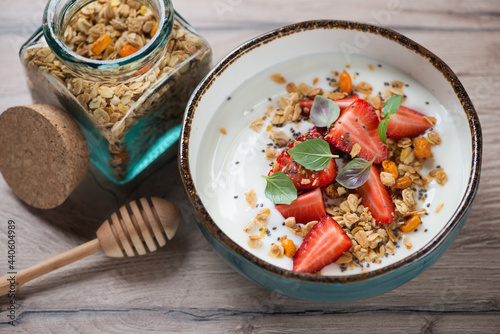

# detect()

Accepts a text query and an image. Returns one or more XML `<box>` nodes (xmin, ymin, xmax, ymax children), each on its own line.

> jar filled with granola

<box><xmin>20</xmin><ymin>0</ymin><xmax>212</xmax><ymax>183</ymax></box>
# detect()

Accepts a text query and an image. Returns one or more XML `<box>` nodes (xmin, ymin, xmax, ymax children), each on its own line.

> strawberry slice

<box><xmin>333</xmin><ymin>94</ymin><xmax>360</xmax><ymax>110</ymax></box>
<box><xmin>293</xmin><ymin>215</ymin><xmax>352</xmax><ymax>273</ymax></box>
<box><xmin>325</xmin><ymin>99</ymin><xmax>387</xmax><ymax>163</ymax></box>
<box><xmin>275</xmin><ymin>188</ymin><xmax>326</xmax><ymax>224</ymax></box>
<box><xmin>356</xmin><ymin>165</ymin><xmax>395</xmax><ymax>224</ymax></box>
<box><xmin>269</xmin><ymin>130</ymin><xmax>337</xmax><ymax>190</ymax></box>
<box><xmin>299</xmin><ymin>94</ymin><xmax>359</xmax><ymax>115</ymax></box>
<box><xmin>384</xmin><ymin>105</ymin><xmax>432</xmax><ymax>140</ymax></box>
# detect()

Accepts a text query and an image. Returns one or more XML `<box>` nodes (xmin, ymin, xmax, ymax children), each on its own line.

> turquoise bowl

<box><xmin>179</xmin><ymin>21</ymin><xmax>482</xmax><ymax>302</ymax></box>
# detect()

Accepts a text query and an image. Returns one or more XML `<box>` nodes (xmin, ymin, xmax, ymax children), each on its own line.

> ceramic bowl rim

<box><xmin>179</xmin><ymin>20</ymin><xmax>482</xmax><ymax>284</ymax></box>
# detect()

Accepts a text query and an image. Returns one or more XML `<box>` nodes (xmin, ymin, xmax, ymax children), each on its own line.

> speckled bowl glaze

<box><xmin>179</xmin><ymin>20</ymin><xmax>482</xmax><ymax>302</ymax></box>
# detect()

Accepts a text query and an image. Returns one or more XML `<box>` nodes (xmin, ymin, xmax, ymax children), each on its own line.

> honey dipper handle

<box><xmin>0</xmin><ymin>238</ymin><xmax>101</xmax><ymax>296</ymax></box>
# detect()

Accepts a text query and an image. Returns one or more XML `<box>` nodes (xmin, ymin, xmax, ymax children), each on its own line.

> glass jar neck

<box><xmin>43</xmin><ymin>0</ymin><xmax>173</xmax><ymax>82</ymax></box>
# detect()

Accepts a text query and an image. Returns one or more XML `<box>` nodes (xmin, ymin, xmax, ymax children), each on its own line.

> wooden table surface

<box><xmin>1</xmin><ymin>0</ymin><xmax>499</xmax><ymax>333</ymax></box>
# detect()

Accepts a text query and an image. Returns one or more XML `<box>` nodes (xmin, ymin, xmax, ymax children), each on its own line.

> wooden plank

<box><xmin>173</xmin><ymin>0</ymin><xmax>500</xmax><ymax>30</ymax></box>
<box><xmin>4</xmin><ymin>310</ymin><xmax>500</xmax><ymax>333</ymax></box>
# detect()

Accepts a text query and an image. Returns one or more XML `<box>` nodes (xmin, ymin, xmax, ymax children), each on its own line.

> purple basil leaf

<box><xmin>335</xmin><ymin>157</ymin><xmax>376</xmax><ymax>189</ymax></box>
<box><xmin>310</xmin><ymin>95</ymin><xmax>340</xmax><ymax>128</ymax></box>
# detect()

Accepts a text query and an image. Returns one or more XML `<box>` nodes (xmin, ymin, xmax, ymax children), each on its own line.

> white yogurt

<box><xmin>195</xmin><ymin>53</ymin><xmax>469</xmax><ymax>275</ymax></box>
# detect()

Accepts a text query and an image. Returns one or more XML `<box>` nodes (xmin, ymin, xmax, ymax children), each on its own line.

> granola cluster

<box><xmin>63</xmin><ymin>0</ymin><xmax>157</xmax><ymax>60</ymax></box>
<box><xmin>385</xmin><ymin>133</ymin><xmax>447</xmax><ymax>190</ymax></box>
<box><xmin>326</xmin><ymin>193</ymin><xmax>397</xmax><ymax>270</ymax></box>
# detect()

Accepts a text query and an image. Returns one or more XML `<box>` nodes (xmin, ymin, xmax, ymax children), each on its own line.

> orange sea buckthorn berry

<box><xmin>114</xmin><ymin>151</ymin><xmax>129</xmax><ymax>163</ymax></box>
<box><xmin>90</xmin><ymin>34</ymin><xmax>112</xmax><ymax>56</ymax></box>
<box><xmin>400</xmin><ymin>215</ymin><xmax>421</xmax><ymax>233</ymax></box>
<box><xmin>382</xmin><ymin>160</ymin><xmax>399</xmax><ymax>179</ymax></box>
<box><xmin>135</xmin><ymin>64</ymin><xmax>152</xmax><ymax>77</ymax></box>
<box><xmin>119</xmin><ymin>45</ymin><xmax>138</xmax><ymax>58</ymax></box>
<box><xmin>281</xmin><ymin>239</ymin><xmax>297</xmax><ymax>258</ymax></box>
<box><xmin>392</xmin><ymin>175</ymin><xmax>412</xmax><ymax>190</ymax></box>
<box><xmin>339</xmin><ymin>71</ymin><xmax>352</xmax><ymax>94</ymax></box>
<box><xmin>414</xmin><ymin>137</ymin><xmax>431</xmax><ymax>162</ymax></box>
<box><xmin>151</xmin><ymin>21</ymin><xmax>159</xmax><ymax>38</ymax></box>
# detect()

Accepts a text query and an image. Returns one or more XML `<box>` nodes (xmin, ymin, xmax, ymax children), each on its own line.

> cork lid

<box><xmin>0</xmin><ymin>105</ymin><xmax>89</xmax><ymax>209</ymax></box>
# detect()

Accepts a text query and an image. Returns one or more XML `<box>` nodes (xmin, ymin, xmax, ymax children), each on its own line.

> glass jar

<box><xmin>20</xmin><ymin>0</ymin><xmax>212</xmax><ymax>184</ymax></box>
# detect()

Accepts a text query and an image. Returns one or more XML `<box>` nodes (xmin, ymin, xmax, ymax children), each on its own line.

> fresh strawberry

<box><xmin>293</xmin><ymin>215</ymin><xmax>352</xmax><ymax>273</ymax></box>
<box><xmin>325</xmin><ymin>99</ymin><xmax>387</xmax><ymax>163</ymax></box>
<box><xmin>384</xmin><ymin>105</ymin><xmax>432</xmax><ymax>140</ymax></box>
<box><xmin>356</xmin><ymin>165</ymin><xmax>395</xmax><ymax>224</ymax></box>
<box><xmin>299</xmin><ymin>94</ymin><xmax>359</xmax><ymax>115</ymax></box>
<box><xmin>269</xmin><ymin>130</ymin><xmax>337</xmax><ymax>190</ymax></box>
<box><xmin>333</xmin><ymin>94</ymin><xmax>360</xmax><ymax>110</ymax></box>
<box><xmin>275</xmin><ymin>188</ymin><xmax>326</xmax><ymax>224</ymax></box>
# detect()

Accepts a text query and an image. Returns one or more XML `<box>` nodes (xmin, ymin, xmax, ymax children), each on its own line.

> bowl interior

<box><xmin>183</xmin><ymin>22</ymin><xmax>476</xmax><ymax>277</ymax></box>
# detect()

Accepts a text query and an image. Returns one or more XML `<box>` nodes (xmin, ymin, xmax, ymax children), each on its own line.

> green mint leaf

<box><xmin>335</xmin><ymin>156</ymin><xmax>376</xmax><ymax>189</ymax></box>
<box><xmin>310</xmin><ymin>95</ymin><xmax>340</xmax><ymax>128</ymax></box>
<box><xmin>381</xmin><ymin>94</ymin><xmax>402</xmax><ymax>118</ymax></box>
<box><xmin>262</xmin><ymin>172</ymin><xmax>297</xmax><ymax>205</ymax></box>
<box><xmin>378</xmin><ymin>94</ymin><xmax>402</xmax><ymax>143</ymax></box>
<box><xmin>378</xmin><ymin>118</ymin><xmax>389</xmax><ymax>144</ymax></box>
<box><xmin>287</xmin><ymin>138</ymin><xmax>338</xmax><ymax>171</ymax></box>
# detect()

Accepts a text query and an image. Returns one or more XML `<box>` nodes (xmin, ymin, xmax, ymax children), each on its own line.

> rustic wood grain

<box><xmin>1</xmin><ymin>0</ymin><xmax>499</xmax><ymax>332</ymax></box>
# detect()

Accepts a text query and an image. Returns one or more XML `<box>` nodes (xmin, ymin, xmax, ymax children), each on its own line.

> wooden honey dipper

<box><xmin>0</xmin><ymin>197</ymin><xmax>180</xmax><ymax>296</ymax></box>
